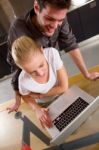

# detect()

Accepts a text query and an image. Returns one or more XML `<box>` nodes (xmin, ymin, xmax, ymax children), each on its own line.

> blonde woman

<box><xmin>10</xmin><ymin>36</ymin><xmax>68</xmax><ymax>128</ymax></box>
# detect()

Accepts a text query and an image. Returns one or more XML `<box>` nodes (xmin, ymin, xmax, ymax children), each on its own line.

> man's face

<box><xmin>35</xmin><ymin>4</ymin><xmax>68</xmax><ymax>36</ymax></box>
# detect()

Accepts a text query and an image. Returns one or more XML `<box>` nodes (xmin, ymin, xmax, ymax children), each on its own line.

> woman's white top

<box><xmin>19</xmin><ymin>47</ymin><xmax>63</xmax><ymax>102</ymax></box>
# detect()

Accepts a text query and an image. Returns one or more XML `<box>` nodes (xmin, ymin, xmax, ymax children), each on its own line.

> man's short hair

<box><xmin>36</xmin><ymin>0</ymin><xmax>71</xmax><ymax>11</ymax></box>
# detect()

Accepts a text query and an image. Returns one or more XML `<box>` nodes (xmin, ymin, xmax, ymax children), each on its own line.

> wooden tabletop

<box><xmin>0</xmin><ymin>65</ymin><xmax>99</xmax><ymax>150</ymax></box>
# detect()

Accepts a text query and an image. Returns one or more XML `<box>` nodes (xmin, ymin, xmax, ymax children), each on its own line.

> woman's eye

<box><xmin>39</xmin><ymin>64</ymin><xmax>44</xmax><ymax>68</ymax></box>
<box><xmin>31</xmin><ymin>72</ymin><xmax>35</xmax><ymax>75</ymax></box>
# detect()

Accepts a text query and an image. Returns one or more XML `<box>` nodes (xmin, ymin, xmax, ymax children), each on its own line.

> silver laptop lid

<box><xmin>48</xmin><ymin>85</ymin><xmax>94</xmax><ymax>120</ymax></box>
<box><xmin>46</xmin><ymin>86</ymin><xmax>99</xmax><ymax>145</ymax></box>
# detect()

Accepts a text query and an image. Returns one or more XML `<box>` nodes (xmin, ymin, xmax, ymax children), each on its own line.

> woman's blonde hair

<box><xmin>12</xmin><ymin>36</ymin><xmax>42</xmax><ymax>65</ymax></box>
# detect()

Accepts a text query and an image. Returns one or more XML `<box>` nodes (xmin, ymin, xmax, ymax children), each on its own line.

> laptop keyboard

<box><xmin>53</xmin><ymin>97</ymin><xmax>89</xmax><ymax>132</ymax></box>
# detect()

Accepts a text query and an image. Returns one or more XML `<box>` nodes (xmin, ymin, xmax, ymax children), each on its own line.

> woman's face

<box><xmin>20</xmin><ymin>52</ymin><xmax>48</xmax><ymax>80</ymax></box>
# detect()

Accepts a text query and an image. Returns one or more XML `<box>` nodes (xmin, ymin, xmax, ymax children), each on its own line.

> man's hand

<box><xmin>7</xmin><ymin>91</ymin><xmax>21</xmax><ymax>113</ymax></box>
<box><xmin>69</xmin><ymin>48</ymin><xmax>99</xmax><ymax>81</ymax></box>
<box><xmin>86</xmin><ymin>72</ymin><xmax>99</xmax><ymax>80</ymax></box>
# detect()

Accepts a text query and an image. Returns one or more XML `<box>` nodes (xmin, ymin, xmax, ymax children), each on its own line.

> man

<box><xmin>7</xmin><ymin>0</ymin><xmax>99</xmax><ymax>118</ymax></box>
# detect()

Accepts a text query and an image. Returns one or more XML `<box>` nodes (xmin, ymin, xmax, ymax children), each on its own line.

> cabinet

<box><xmin>0</xmin><ymin>41</ymin><xmax>11</xmax><ymax>78</ymax></box>
<box><xmin>67</xmin><ymin>9</ymin><xmax>84</xmax><ymax>42</ymax></box>
<box><xmin>67</xmin><ymin>0</ymin><xmax>99</xmax><ymax>42</ymax></box>
<box><xmin>0</xmin><ymin>24</ymin><xmax>11</xmax><ymax>78</ymax></box>
<box><xmin>9</xmin><ymin>0</ymin><xmax>33</xmax><ymax>17</ymax></box>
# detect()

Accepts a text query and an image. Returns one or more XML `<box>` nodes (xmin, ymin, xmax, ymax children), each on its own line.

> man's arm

<box><xmin>69</xmin><ymin>48</ymin><xmax>99</xmax><ymax>80</ymax></box>
<box><xmin>58</xmin><ymin>18</ymin><xmax>99</xmax><ymax>80</ymax></box>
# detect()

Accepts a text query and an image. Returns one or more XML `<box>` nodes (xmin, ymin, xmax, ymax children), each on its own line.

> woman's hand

<box><xmin>7</xmin><ymin>91</ymin><xmax>21</xmax><ymax>113</ymax></box>
<box><xmin>35</xmin><ymin>106</ymin><xmax>52</xmax><ymax>128</ymax></box>
<box><xmin>7</xmin><ymin>102</ymin><xmax>20</xmax><ymax>113</ymax></box>
<box><xmin>21</xmin><ymin>94</ymin><xmax>52</xmax><ymax>128</ymax></box>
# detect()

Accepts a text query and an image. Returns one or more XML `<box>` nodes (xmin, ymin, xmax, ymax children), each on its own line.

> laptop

<box><xmin>46</xmin><ymin>85</ymin><xmax>99</xmax><ymax>145</ymax></box>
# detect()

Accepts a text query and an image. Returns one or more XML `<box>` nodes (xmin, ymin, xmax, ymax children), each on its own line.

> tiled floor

<box><xmin>0</xmin><ymin>35</ymin><xmax>99</xmax><ymax>104</ymax></box>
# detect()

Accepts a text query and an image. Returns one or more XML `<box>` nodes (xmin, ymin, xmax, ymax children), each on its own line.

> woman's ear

<box><xmin>34</xmin><ymin>0</ymin><xmax>40</xmax><ymax>15</ymax></box>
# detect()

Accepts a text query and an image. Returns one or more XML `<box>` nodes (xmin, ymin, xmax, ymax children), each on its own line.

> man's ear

<box><xmin>34</xmin><ymin>0</ymin><xmax>40</xmax><ymax>14</ymax></box>
<box><xmin>40</xmin><ymin>46</ymin><xmax>44</xmax><ymax>52</ymax></box>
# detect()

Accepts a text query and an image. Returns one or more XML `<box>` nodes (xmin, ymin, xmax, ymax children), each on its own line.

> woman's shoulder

<box><xmin>44</xmin><ymin>47</ymin><xmax>59</xmax><ymax>56</ymax></box>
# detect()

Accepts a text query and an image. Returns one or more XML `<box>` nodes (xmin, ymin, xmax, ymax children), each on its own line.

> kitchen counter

<box><xmin>69</xmin><ymin>0</ymin><xmax>95</xmax><ymax>12</ymax></box>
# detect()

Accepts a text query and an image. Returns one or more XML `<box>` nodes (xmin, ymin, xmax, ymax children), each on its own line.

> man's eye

<box><xmin>48</xmin><ymin>18</ymin><xmax>54</xmax><ymax>21</ymax></box>
<box><xmin>45</xmin><ymin>17</ymin><xmax>54</xmax><ymax>22</ymax></box>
